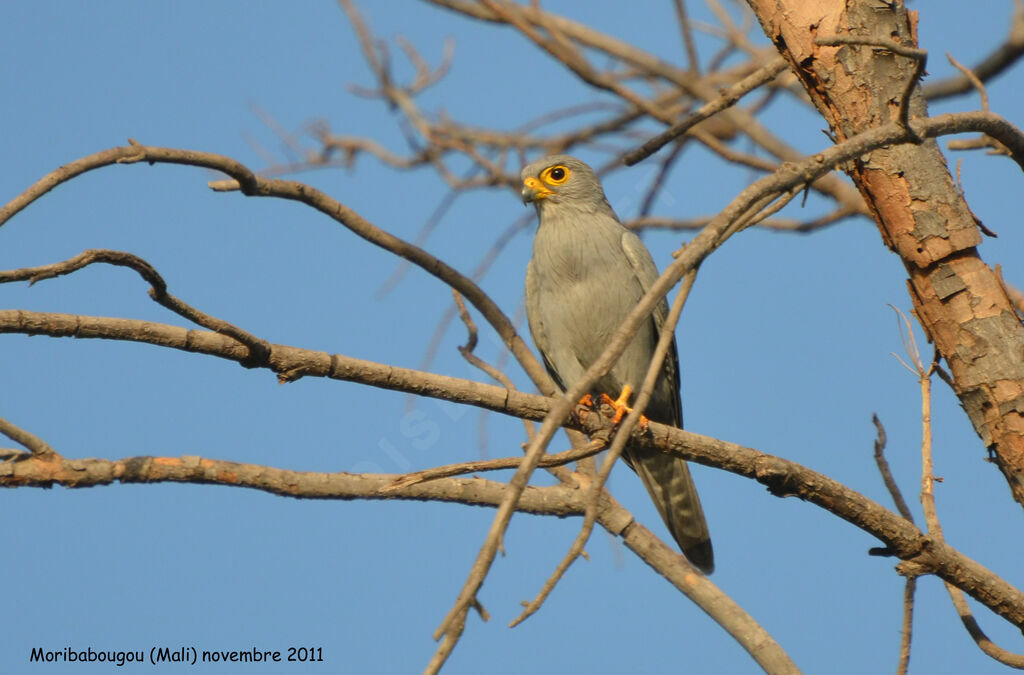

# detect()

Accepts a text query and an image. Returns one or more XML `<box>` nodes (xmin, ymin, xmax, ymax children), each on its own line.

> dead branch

<box><xmin>2</xmin><ymin>309</ymin><xmax>1024</xmax><ymax>632</ymax></box>
<box><xmin>923</xmin><ymin>1</ymin><xmax>1024</xmax><ymax>101</ymax></box>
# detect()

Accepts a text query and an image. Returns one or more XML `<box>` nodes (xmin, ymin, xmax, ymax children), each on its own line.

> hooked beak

<box><xmin>521</xmin><ymin>176</ymin><xmax>554</xmax><ymax>204</ymax></box>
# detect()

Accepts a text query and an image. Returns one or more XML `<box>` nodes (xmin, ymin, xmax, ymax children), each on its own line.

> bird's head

<box><xmin>520</xmin><ymin>155</ymin><xmax>611</xmax><ymax>214</ymax></box>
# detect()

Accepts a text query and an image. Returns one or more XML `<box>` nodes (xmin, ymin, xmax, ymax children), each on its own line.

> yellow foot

<box><xmin>573</xmin><ymin>393</ymin><xmax>596</xmax><ymax>423</ymax></box>
<box><xmin>599</xmin><ymin>385</ymin><xmax>650</xmax><ymax>431</ymax></box>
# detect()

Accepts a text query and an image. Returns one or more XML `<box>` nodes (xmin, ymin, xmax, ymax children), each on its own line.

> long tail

<box><xmin>627</xmin><ymin>446</ymin><xmax>714</xmax><ymax>574</ymax></box>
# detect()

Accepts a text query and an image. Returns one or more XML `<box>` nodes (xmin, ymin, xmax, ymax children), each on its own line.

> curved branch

<box><xmin>0</xmin><ymin>416</ymin><xmax>55</xmax><ymax>458</ymax></box>
<box><xmin>0</xmin><ymin>141</ymin><xmax>556</xmax><ymax>396</ymax></box>
<box><xmin>1</xmin><ymin>447</ymin><xmax>797</xmax><ymax>674</ymax></box>
<box><xmin>4</xmin><ymin>112</ymin><xmax>1024</xmax><ymax>650</ymax></box>
<box><xmin>2</xmin><ymin>309</ymin><xmax>1023</xmax><ymax>630</ymax></box>
<box><xmin>923</xmin><ymin>3</ymin><xmax>1024</xmax><ymax>101</ymax></box>
<box><xmin>422</xmin><ymin>0</ymin><xmax>868</xmax><ymax>214</ymax></box>
<box><xmin>624</xmin><ymin>55</ymin><xmax>788</xmax><ymax>165</ymax></box>
<box><xmin>0</xmin><ymin>249</ymin><xmax>272</xmax><ymax>366</ymax></box>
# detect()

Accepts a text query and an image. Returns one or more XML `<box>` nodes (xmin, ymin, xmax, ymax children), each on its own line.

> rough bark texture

<box><xmin>746</xmin><ymin>0</ymin><xmax>1024</xmax><ymax>505</ymax></box>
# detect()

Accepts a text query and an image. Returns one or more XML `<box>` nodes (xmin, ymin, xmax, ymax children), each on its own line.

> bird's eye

<box><xmin>544</xmin><ymin>165</ymin><xmax>570</xmax><ymax>184</ymax></box>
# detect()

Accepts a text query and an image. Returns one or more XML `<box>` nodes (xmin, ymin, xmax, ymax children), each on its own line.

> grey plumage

<box><xmin>521</xmin><ymin>154</ymin><xmax>713</xmax><ymax>573</ymax></box>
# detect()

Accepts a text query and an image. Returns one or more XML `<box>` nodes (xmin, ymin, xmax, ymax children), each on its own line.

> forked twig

<box><xmin>0</xmin><ymin>417</ymin><xmax>56</xmax><ymax>458</ymax></box>
<box><xmin>0</xmin><ymin>249</ymin><xmax>272</xmax><ymax>367</ymax></box>
<box><xmin>891</xmin><ymin>307</ymin><xmax>1024</xmax><ymax>669</ymax></box>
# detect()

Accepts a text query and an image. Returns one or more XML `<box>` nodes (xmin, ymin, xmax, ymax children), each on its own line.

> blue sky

<box><xmin>3</xmin><ymin>2</ymin><xmax>1023</xmax><ymax>673</ymax></box>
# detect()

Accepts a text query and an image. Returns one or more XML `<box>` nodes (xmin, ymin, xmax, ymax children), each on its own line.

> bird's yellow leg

<box><xmin>572</xmin><ymin>393</ymin><xmax>596</xmax><ymax>423</ymax></box>
<box><xmin>598</xmin><ymin>385</ymin><xmax>650</xmax><ymax>431</ymax></box>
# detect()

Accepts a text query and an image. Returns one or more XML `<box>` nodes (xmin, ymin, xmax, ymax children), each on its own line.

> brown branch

<box><xmin>423</xmin><ymin>0</ymin><xmax>868</xmax><ymax>214</ymax></box>
<box><xmin>941</xmin><ymin>54</ymin><xmax>1015</xmax><ymax>162</ymax></box>
<box><xmin>0</xmin><ymin>141</ymin><xmax>556</xmax><ymax>396</ymax></box>
<box><xmin>5</xmin><ymin>111</ymin><xmax>1024</xmax><ymax>638</ymax></box>
<box><xmin>871</xmin><ymin>412</ymin><xmax>918</xmax><ymax>672</ymax></box>
<box><xmin>625</xmin><ymin>55</ymin><xmax>789</xmax><ymax>165</ymax></box>
<box><xmin>376</xmin><ymin>186</ymin><xmax>467</xmax><ymax>298</ymax></box>
<box><xmin>946</xmin><ymin>54</ymin><xmax>990</xmax><ymax>112</ymax></box>
<box><xmin>414</xmin><ymin>210</ymin><xmax>534</xmax><ymax>382</ymax></box>
<box><xmin>0</xmin><ymin>440</ymin><xmax>797</xmax><ymax>673</ymax></box>
<box><xmin>0</xmin><ymin>416</ymin><xmax>56</xmax><ymax>458</ymax></box>
<box><xmin>689</xmin><ymin>129</ymin><xmax>780</xmax><ymax>173</ymax></box>
<box><xmin>899</xmin><ymin>578</ymin><xmax>917</xmax><ymax>675</ymax></box>
<box><xmin>3</xmin><ymin>310</ymin><xmax>1024</xmax><ymax>630</ymax></box>
<box><xmin>0</xmin><ymin>310</ymin><xmax>552</xmax><ymax>419</ymax></box>
<box><xmin>672</xmin><ymin>0</ymin><xmax>701</xmax><ymax>75</ymax></box>
<box><xmin>451</xmin><ymin>289</ymin><xmax>545</xmax><ymax>471</ymax></box>
<box><xmin>996</xmin><ymin>265</ymin><xmax>1024</xmax><ymax>317</ymax></box>
<box><xmin>748</xmin><ymin>0</ymin><xmax>1024</xmax><ymax>509</ymax></box>
<box><xmin>627</xmin><ymin>206</ymin><xmax>858</xmax><ymax>233</ymax></box>
<box><xmin>382</xmin><ymin>439</ymin><xmax>604</xmax><ymax>492</ymax></box>
<box><xmin>944</xmin><ymin>587</ymin><xmax>1024</xmax><ymax>669</ymax></box>
<box><xmin>452</xmin><ymin>289</ymin><xmax>515</xmax><ymax>391</ymax></box>
<box><xmin>891</xmin><ymin>309</ymin><xmax>1024</xmax><ymax>669</ymax></box>
<box><xmin>923</xmin><ymin>2</ymin><xmax>1024</xmax><ymax>101</ymax></box>
<box><xmin>380</xmin><ymin>438</ymin><xmax>602</xmax><ymax>491</ymax></box>
<box><xmin>0</xmin><ymin>249</ymin><xmax>272</xmax><ymax>366</ymax></box>
<box><xmin>872</xmin><ymin>414</ymin><xmax>914</xmax><ymax>522</ymax></box>
<box><xmin>612</xmin><ymin>518</ymin><xmax>798</xmax><ymax>675</ymax></box>
<box><xmin>636</xmin><ymin>140</ymin><xmax>687</xmax><ymax>218</ymax></box>
<box><xmin>0</xmin><ymin>140</ymin><xmax>259</xmax><ymax>225</ymax></box>
<box><xmin>0</xmin><ymin>451</ymin><xmax>590</xmax><ymax>508</ymax></box>
<box><xmin>478</xmin><ymin>0</ymin><xmax>672</xmax><ymax>127</ymax></box>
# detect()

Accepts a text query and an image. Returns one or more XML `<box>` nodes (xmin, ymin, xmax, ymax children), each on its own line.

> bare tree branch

<box><xmin>0</xmin><ymin>141</ymin><xmax>556</xmax><ymax>396</ymax></box>
<box><xmin>923</xmin><ymin>2</ymin><xmax>1024</xmax><ymax>100</ymax></box>
<box><xmin>624</xmin><ymin>55</ymin><xmax>788</xmax><ymax>165</ymax></box>
<box><xmin>746</xmin><ymin>0</ymin><xmax>1024</xmax><ymax>507</ymax></box>
<box><xmin>2</xmin><ymin>309</ymin><xmax>1024</xmax><ymax>632</ymax></box>
<box><xmin>0</xmin><ymin>416</ymin><xmax>55</xmax><ymax>458</ymax></box>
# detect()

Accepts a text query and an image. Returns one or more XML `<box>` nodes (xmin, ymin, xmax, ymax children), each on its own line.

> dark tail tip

<box><xmin>684</xmin><ymin>539</ymin><xmax>714</xmax><ymax>575</ymax></box>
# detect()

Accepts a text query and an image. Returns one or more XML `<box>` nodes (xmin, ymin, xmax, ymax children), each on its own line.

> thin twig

<box><xmin>672</xmin><ymin>0</ymin><xmax>701</xmax><ymax>75</ymax></box>
<box><xmin>995</xmin><ymin>264</ymin><xmax>1024</xmax><ymax>318</ymax></box>
<box><xmin>376</xmin><ymin>187</ymin><xmax>466</xmax><ymax>298</ymax></box>
<box><xmin>924</xmin><ymin>1</ymin><xmax>1024</xmax><ymax>100</ymax></box>
<box><xmin>636</xmin><ymin>140</ymin><xmax>687</xmax><ymax>218</ymax></box>
<box><xmin>4</xmin><ymin>310</ymin><xmax>1024</xmax><ymax>632</ymax></box>
<box><xmin>894</xmin><ymin>308</ymin><xmax>1024</xmax><ymax>669</ymax></box>
<box><xmin>0</xmin><ymin>250</ymin><xmax>273</xmax><ymax>367</ymax></box>
<box><xmin>946</xmin><ymin>53</ymin><xmax>989</xmax><ymax>112</ymax></box>
<box><xmin>424</xmin><ymin>0</ymin><xmax>868</xmax><ymax>212</ymax></box>
<box><xmin>452</xmin><ymin>289</ymin><xmax>541</xmax><ymax>457</ymax></box>
<box><xmin>625</xmin><ymin>56</ymin><xmax>788</xmax><ymax>165</ymax></box>
<box><xmin>872</xmin><ymin>411</ymin><xmax>918</xmax><ymax>673</ymax></box>
<box><xmin>381</xmin><ymin>439</ymin><xmax>605</xmax><ymax>492</ymax></box>
<box><xmin>627</xmin><ymin>206</ymin><xmax>858</xmax><ymax>233</ymax></box>
<box><xmin>0</xmin><ymin>416</ymin><xmax>56</xmax><ymax>458</ymax></box>
<box><xmin>7</xmin><ymin>114</ymin><xmax>1024</xmax><ymax>666</ymax></box>
<box><xmin>898</xmin><ymin>577</ymin><xmax>917</xmax><ymax>675</ymax></box>
<box><xmin>872</xmin><ymin>414</ymin><xmax>914</xmax><ymax>522</ymax></box>
<box><xmin>413</xmin><ymin>211</ymin><xmax>536</xmax><ymax>385</ymax></box>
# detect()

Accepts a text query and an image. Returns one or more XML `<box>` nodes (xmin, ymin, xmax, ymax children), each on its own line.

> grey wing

<box><xmin>525</xmin><ymin>259</ymin><xmax>566</xmax><ymax>392</ymax></box>
<box><xmin>619</xmin><ymin>230</ymin><xmax>712</xmax><ymax>572</ymax></box>
<box><xmin>619</xmin><ymin>231</ymin><xmax>683</xmax><ymax>428</ymax></box>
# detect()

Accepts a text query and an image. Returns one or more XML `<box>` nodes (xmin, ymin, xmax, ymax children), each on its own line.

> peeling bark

<box><xmin>746</xmin><ymin>0</ymin><xmax>1024</xmax><ymax>505</ymax></box>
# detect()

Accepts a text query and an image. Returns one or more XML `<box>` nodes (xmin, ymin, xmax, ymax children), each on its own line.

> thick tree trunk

<box><xmin>745</xmin><ymin>1</ymin><xmax>1024</xmax><ymax>504</ymax></box>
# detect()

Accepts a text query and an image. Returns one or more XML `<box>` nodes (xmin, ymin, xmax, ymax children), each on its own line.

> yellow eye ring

<box><xmin>542</xmin><ymin>165</ymin><xmax>571</xmax><ymax>185</ymax></box>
